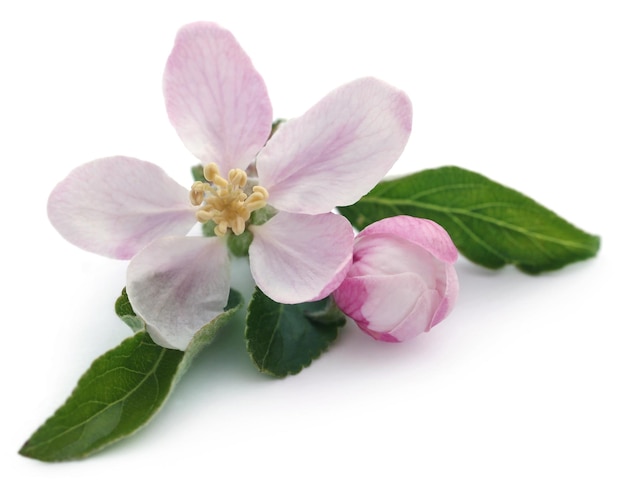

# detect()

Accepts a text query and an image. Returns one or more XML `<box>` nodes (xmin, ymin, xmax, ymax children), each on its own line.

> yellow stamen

<box><xmin>192</xmin><ymin>162</ymin><xmax>269</xmax><ymax>237</ymax></box>
<box><xmin>189</xmin><ymin>181</ymin><xmax>206</xmax><ymax>206</ymax></box>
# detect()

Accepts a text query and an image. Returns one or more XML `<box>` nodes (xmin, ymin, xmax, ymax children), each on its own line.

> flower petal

<box><xmin>358</xmin><ymin>216</ymin><xmax>458</xmax><ymax>264</ymax></box>
<box><xmin>429</xmin><ymin>263</ymin><xmax>459</xmax><ymax>329</ymax></box>
<box><xmin>126</xmin><ymin>236</ymin><xmax>230</xmax><ymax>350</ymax></box>
<box><xmin>333</xmin><ymin>216</ymin><xmax>460</xmax><ymax>342</ymax></box>
<box><xmin>351</xmin><ymin>224</ymin><xmax>458</xmax><ymax>312</ymax></box>
<box><xmin>248</xmin><ymin>212</ymin><xmax>354</xmax><ymax>304</ymax></box>
<box><xmin>47</xmin><ymin>156</ymin><xmax>197</xmax><ymax>259</ymax></box>
<box><xmin>336</xmin><ymin>272</ymin><xmax>439</xmax><ymax>342</ymax></box>
<box><xmin>164</xmin><ymin>22</ymin><xmax>273</xmax><ymax>171</ymax></box>
<box><xmin>257</xmin><ymin>77</ymin><xmax>412</xmax><ymax>214</ymax></box>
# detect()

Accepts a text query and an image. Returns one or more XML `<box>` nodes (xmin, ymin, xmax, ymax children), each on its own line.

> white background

<box><xmin>2</xmin><ymin>1</ymin><xmax>624</xmax><ymax>478</ymax></box>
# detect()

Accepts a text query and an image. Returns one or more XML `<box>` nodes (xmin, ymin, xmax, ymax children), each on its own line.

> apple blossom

<box><xmin>47</xmin><ymin>22</ymin><xmax>412</xmax><ymax>350</ymax></box>
<box><xmin>333</xmin><ymin>216</ymin><xmax>459</xmax><ymax>342</ymax></box>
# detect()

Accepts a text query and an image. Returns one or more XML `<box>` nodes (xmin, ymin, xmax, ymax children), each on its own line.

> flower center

<box><xmin>190</xmin><ymin>163</ymin><xmax>269</xmax><ymax>236</ymax></box>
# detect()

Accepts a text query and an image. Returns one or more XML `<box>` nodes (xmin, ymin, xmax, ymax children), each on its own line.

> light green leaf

<box><xmin>19</xmin><ymin>289</ymin><xmax>243</xmax><ymax>462</ymax></box>
<box><xmin>183</xmin><ymin>289</ymin><xmax>244</xmax><ymax>368</ymax></box>
<box><xmin>339</xmin><ymin>166</ymin><xmax>600</xmax><ymax>273</ymax></box>
<box><xmin>245</xmin><ymin>288</ymin><xmax>345</xmax><ymax>377</ymax></box>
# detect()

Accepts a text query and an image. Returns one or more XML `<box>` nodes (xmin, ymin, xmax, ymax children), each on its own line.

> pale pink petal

<box><xmin>429</xmin><ymin>263</ymin><xmax>459</xmax><ymax>329</ymax></box>
<box><xmin>387</xmin><ymin>272</ymin><xmax>449</xmax><ymax>340</ymax></box>
<box><xmin>256</xmin><ymin>77</ymin><xmax>412</xmax><ymax>214</ymax></box>
<box><xmin>352</xmin><ymin>228</ymin><xmax>458</xmax><ymax>322</ymax></box>
<box><xmin>358</xmin><ymin>216</ymin><xmax>458</xmax><ymax>263</ymax></box>
<box><xmin>335</xmin><ymin>272</ymin><xmax>439</xmax><ymax>342</ymax></box>
<box><xmin>47</xmin><ymin>156</ymin><xmax>197</xmax><ymax>259</ymax></box>
<box><xmin>164</xmin><ymin>22</ymin><xmax>272</xmax><ymax>171</ymax></box>
<box><xmin>350</xmin><ymin>234</ymin><xmax>448</xmax><ymax>284</ymax></box>
<box><xmin>248</xmin><ymin>212</ymin><xmax>354</xmax><ymax>304</ymax></box>
<box><xmin>126</xmin><ymin>236</ymin><xmax>230</xmax><ymax>350</ymax></box>
<box><xmin>333</xmin><ymin>216</ymin><xmax>460</xmax><ymax>342</ymax></box>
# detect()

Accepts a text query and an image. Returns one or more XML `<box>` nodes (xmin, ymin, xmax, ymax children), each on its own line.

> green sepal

<box><xmin>191</xmin><ymin>164</ymin><xmax>205</xmax><ymax>183</ymax></box>
<box><xmin>269</xmin><ymin>118</ymin><xmax>286</xmax><ymax>139</ymax></box>
<box><xmin>227</xmin><ymin>230</ymin><xmax>253</xmax><ymax>257</ymax></box>
<box><xmin>245</xmin><ymin>288</ymin><xmax>345</xmax><ymax>378</ymax></box>
<box><xmin>339</xmin><ymin>166</ymin><xmax>600</xmax><ymax>273</ymax></box>
<box><xmin>249</xmin><ymin>205</ymin><xmax>277</xmax><ymax>226</ymax></box>
<box><xmin>20</xmin><ymin>289</ymin><xmax>244</xmax><ymax>462</ymax></box>
<box><xmin>201</xmin><ymin>220</ymin><xmax>218</xmax><ymax>237</ymax></box>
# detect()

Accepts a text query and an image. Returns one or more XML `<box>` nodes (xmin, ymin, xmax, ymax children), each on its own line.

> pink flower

<box><xmin>333</xmin><ymin>216</ymin><xmax>459</xmax><ymax>342</ymax></box>
<box><xmin>47</xmin><ymin>22</ymin><xmax>412</xmax><ymax>350</ymax></box>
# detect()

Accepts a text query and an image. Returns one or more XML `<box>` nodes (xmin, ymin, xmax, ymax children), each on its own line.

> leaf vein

<box><xmin>29</xmin><ymin>348</ymin><xmax>169</xmax><ymax>449</ymax></box>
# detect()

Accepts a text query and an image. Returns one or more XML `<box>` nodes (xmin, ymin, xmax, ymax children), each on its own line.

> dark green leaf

<box><xmin>20</xmin><ymin>289</ymin><xmax>243</xmax><ymax>462</ymax></box>
<box><xmin>19</xmin><ymin>332</ymin><xmax>183</xmax><ymax>462</ymax></box>
<box><xmin>339</xmin><ymin>166</ymin><xmax>600</xmax><ymax>273</ymax></box>
<box><xmin>245</xmin><ymin>288</ymin><xmax>345</xmax><ymax>377</ymax></box>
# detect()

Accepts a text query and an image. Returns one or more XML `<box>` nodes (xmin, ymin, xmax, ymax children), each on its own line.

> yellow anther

<box><xmin>228</xmin><ymin>168</ymin><xmax>247</xmax><ymax>188</ymax></box>
<box><xmin>215</xmin><ymin>221</ymin><xmax>229</xmax><ymax>236</ymax></box>
<box><xmin>203</xmin><ymin>163</ymin><xmax>220</xmax><ymax>183</ymax></box>
<box><xmin>196</xmin><ymin>209</ymin><xmax>213</xmax><ymax>223</ymax></box>
<box><xmin>232</xmin><ymin>216</ymin><xmax>246</xmax><ymax>236</ymax></box>
<box><xmin>244</xmin><ymin>186</ymin><xmax>270</xmax><ymax>211</ymax></box>
<box><xmin>191</xmin><ymin>163</ymin><xmax>269</xmax><ymax>236</ymax></box>
<box><xmin>252</xmin><ymin>185</ymin><xmax>269</xmax><ymax>197</ymax></box>
<box><xmin>189</xmin><ymin>181</ymin><xmax>206</xmax><ymax>206</ymax></box>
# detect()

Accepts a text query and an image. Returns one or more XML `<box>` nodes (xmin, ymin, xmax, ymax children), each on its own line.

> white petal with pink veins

<box><xmin>333</xmin><ymin>216</ymin><xmax>459</xmax><ymax>342</ymax></box>
<box><xmin>358</xmin><ymin>215</ymin><xmax>458</xmax><ymax>264</ymax></box>
<box><xmin>47</xmin><ymin>156</ymin><xmax>196</xmax><ymax>259</ymax></box>
<box><xmin>126</xmin><ymin>236</ymin><xmax>230</xmax><ymax>351</ymax></box>
<box><xmin>249</xmin><ymin>212</ymin><xmax>354</xmax><ymax>304</ymax></box>
<box><xmin>164</xmin><ymin>22</ymin><xmax>273</xmax><ymax>172</ymax></box>
<box><xmin>257</xmin><ymin>77</ymin><xmax>412</xmax><ymax>214</ymax></box>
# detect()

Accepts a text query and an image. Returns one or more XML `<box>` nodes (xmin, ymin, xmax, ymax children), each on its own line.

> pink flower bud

<box><xmin>333</xmin><ymin>216</ymin><xmax>459</xmax><ymax>342</ymax></box>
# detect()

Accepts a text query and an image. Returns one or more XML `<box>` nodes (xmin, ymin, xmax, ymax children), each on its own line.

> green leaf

<box><xmin>114</xmin><ymin>287</ymin><xmax>144</xmax><ymax>333</ymax></box>
<box><xmin>339</xmin><ymin>166</ymin><xmax>600</xmax><ymax>273</ymax></box>
<box><xmin>245</xmin><ymin>288</ymin><xmax>345</xmax><ymax>377</ymax></box>
<box><xmin>19</xmin><ymin>332</ymin><xmax>183</xmax><ymax>462</ymax></box>
<box><xmin>115</xmin><ymin>287</ymin><xmax>244</xmax><ymax>368</ymax></box>
<box><xmin>182</xmin><ymin>289</ymin><xmax>244</xmax><ymax>366</ymax></box>
<box><xmin>20</xmin><ymin>289</ymin><xmax>243</xmax><ymax>462</ymax></box>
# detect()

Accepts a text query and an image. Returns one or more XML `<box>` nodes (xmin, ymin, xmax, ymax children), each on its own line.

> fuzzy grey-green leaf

<box><xmin>339</xmin><ymin>166</ymin><xmax>600</xmax><ymax>273</ymax></box>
